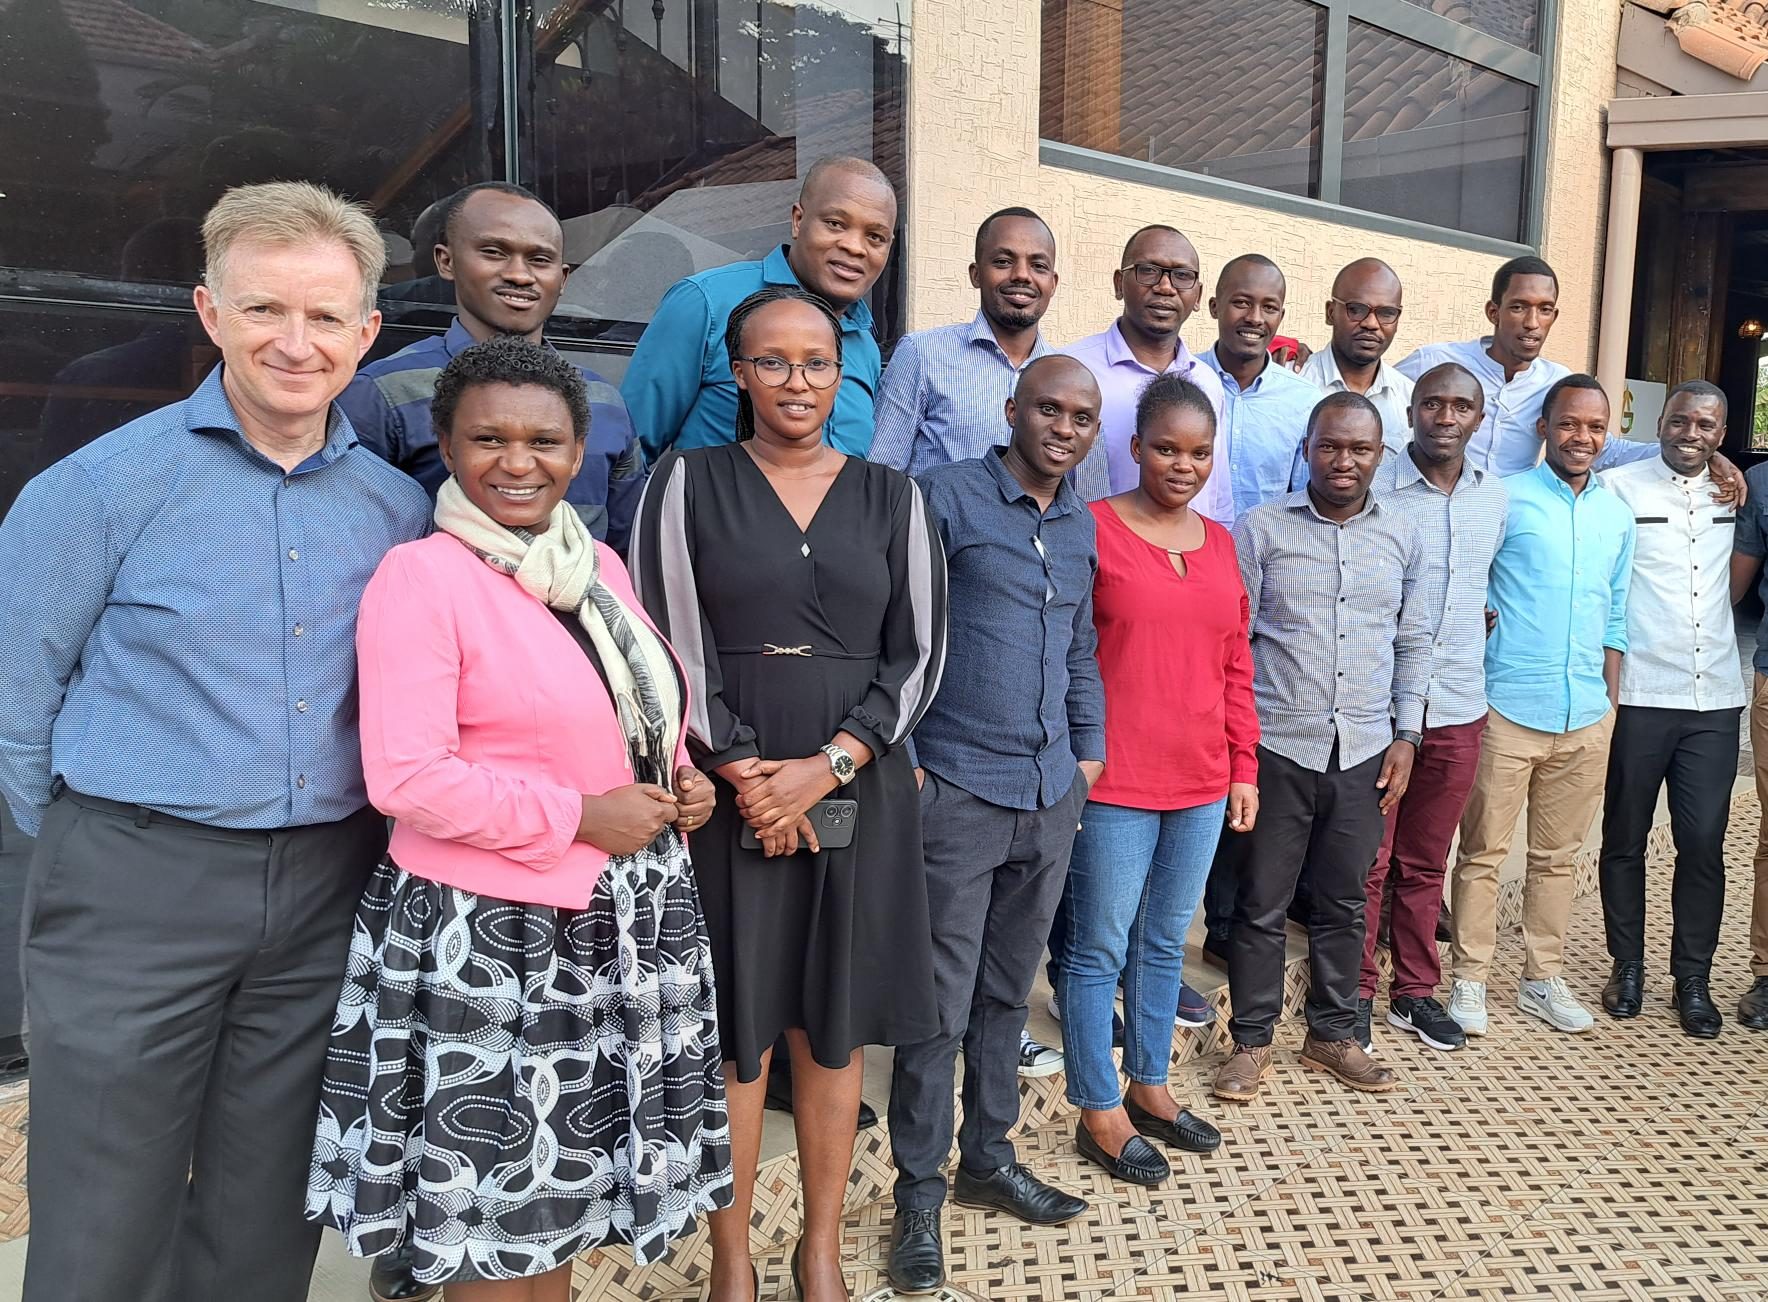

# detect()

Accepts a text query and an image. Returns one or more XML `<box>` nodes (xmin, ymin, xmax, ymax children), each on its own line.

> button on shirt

<box><xmin>1062</xmin><ymin>322</ymin><xmax>1230</xmax><ymax>521</ymax></box>
<box><xmin>337</xmin><ymin>318</ymin><xmax>644</xmax><ymax>549</ymax></box>
<box><xmin>1201</xmin><ymin>346</ymin><xmax>1323</xmax><ymax>518</ymax></box>
<box><xmin>1396</xmin><ymin>338</ymin><xmax>1657</xmax><ymax>477</ymax></box>
<box><xmin>1300</xmin><ymin>348</ymin><xmax>1413</xmax><ymax>454</ymax></box>
<box><xmin>1233</xmin><ymin>491</ymin><xmax>1432</xmax><ymax>772</ymax></box>
<box><xmin>1485</xmin><ymin>461</ymin><xmax>1635</xmax><ymax>734</ymax></box>
<box><xmin>1371</xmin><ymin>451</ymin><xmax>1509</xmax><ymax>727</ymax></box>
<box><xmin>0</xmin><ymin>366</ymin><xmax>432</xmax><ymax>834</ymax></box>
<box><xmin>913</xmin><ymin>449</ymin><xmax>1106</xmax><ymax>810</ymax></box>
<box><xmin>869</xmin><ymin>312</ymin><xmax>1049</xmax><ymax>475</ymax></box>
<box><xmin>1733</xmin><ymin>461</ymin><xmax>1768</xmax><ymax>675</ymax></box>
<box><xmin>621</xmin><ymin>244</ymin><xmax>881</xmax><ymax>461</ymax></box>
<box><xmin>1599</xmin><ymin>457</ymin><xmax>1744</xmax><ymax>712</ymax></box>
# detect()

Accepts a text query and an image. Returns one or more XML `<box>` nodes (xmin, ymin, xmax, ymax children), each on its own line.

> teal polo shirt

<box><xmin>620</xmin><ymin>244</ymin><xmax>881</xmax><ymax>461</ymax></box>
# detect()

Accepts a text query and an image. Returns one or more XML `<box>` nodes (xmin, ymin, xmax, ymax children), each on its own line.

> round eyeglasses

<box><xmin>736</xmin><ymin>355</ymin><xmax>842</xmax><ymax>389</ymax></box>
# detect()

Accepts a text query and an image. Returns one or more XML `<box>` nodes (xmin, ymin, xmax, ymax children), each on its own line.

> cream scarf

<box><xmin>435</xmin><ymin>478</ymin><xmax>682</xmax><ymax>783</ymax></box>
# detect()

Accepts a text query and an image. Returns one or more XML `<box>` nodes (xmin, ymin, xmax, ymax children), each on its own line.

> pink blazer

<box><xmin>356</xmin><ymin>532</ymin><xmax>693</xmax><ymax>909</ymax></box>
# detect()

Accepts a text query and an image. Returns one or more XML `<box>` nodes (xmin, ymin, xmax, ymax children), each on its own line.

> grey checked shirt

<box><xmin>1233</xmin><ymin>490</ymin><xmax>1433</xmax><ymax>772</ymax></box>
<box><xmin>1371</xmin><ymin>451</ymin><xmax>1509</xmax><ymax>728</ymax></box>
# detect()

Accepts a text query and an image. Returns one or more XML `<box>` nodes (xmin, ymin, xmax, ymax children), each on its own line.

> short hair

<box><xmin>1121</xmin><ymin>224</ymin><xmax>1182</xmax><ymax>264</ymax></box>
<box><xmin>431</xmin><ymin>335</ymin><xmax>590</xmax><ymax>443</ymax></box>
<box><xmin>1667</xmin><ymin>378</ymin><xmax>1728</xmax><ymax>419</ymax></box>
<box><xmin>408</xmin><ymin>197</ymin><xmax>450</xmax><ymax>277</ymax></box>
<box><xmin>723</xmin><ymin>286</ymin><xmax>845</xmax><ymax>442</ymax></box>
<box><xmin>1307</xmin><ymin>390</ymin><xmax>1382</xmax><ymax>440</ymax></box>
<box><xmin>1216</xmin><ymin>252</ymin><xmax>1284</xmax><ymax>295</ymax></box>
<box><xmin>201</xmin><ymin>181</ymin><xmax>385</xmax><ymax>317</ymax></box>
<box><xmin>1539</xmin><ymin>372</ymin><xmax>1606</xmax><ymax>426</ymax></box>
<box><xmin>975</xmin><ymin>206</ymin><xmax>1051</xmax><ymax>259</ymax></box>
<box><xmin>1413</xmin><ymin>361</ymin><xmax>1484</xmax><ymax>408</ymax></box>
<box><xmin>1136</xmin><ymin>373</ymin><xmax>1217</xmax><ymax>438</ymax></box>
<box><xmin>1491</xmin><ymin>255</ymin><xmax>1557</xmax><ymax>304</ymax></box>
<box><xmin>437</xmin><ymin>182</ymin><xmax>551</xmax><ymax>245</ymax></box>
<box><xmin>798</xmin><ymin>155</ymin><xmax>894</xmax><ymax>205</ymax></box>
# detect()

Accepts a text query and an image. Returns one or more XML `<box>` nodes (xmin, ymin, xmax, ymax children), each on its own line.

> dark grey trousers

<box><xmin>21</xmin><ymin>789</ymin><xmax>384</xmax><ymax>1302</ymax></box>
<box><xmin>889</xmin><ymin>768</ymin><xmax>1084</xmax><ymax>1212</ymax></box>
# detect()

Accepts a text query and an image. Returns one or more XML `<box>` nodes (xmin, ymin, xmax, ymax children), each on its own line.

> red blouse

<box><xmin>1087</xmin><ymin>500</ymin><xmax>1259</xmax><ymax>810</ymax></box>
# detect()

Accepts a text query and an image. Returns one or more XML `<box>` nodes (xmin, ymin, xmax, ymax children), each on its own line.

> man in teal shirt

<box><xmin>621</xmin><ymin>156</ymin><xmax>896</xmax><ymax>460</ymax></box>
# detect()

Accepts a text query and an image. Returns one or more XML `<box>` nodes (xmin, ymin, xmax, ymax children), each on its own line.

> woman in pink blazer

<box><xmin>306</xmin><ymin>338</ymin><xmax>733</xmax><ymax>1301</ymax></box>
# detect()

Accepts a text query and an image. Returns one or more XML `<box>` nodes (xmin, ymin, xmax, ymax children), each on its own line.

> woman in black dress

<box><xmin>630</xmin><ymin>286</ymin><xmax>946</xmax><ymax>1302</ymax></box>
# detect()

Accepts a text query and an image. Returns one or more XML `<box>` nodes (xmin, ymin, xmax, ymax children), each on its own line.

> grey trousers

<box><xmin>21</xmin><ymin>788</ymin><xmax>384</xmax><ymax>1302</ymax></box>
<box><xmin>889</xmin><ymin>768</ymin><xmax>1084</xmax><ymax>1212</ymax></box>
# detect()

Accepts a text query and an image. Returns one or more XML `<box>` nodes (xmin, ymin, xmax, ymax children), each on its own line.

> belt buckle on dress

<box><xmin>762</xmin><ymin>643</ymin><xmax>812</xmax><ymax>656</ymax></box>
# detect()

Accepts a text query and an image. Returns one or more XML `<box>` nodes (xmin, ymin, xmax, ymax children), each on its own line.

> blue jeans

<box><xmin>1057</xmin><ymin>797</ymin><xmax>1226</xmax><ymax>1110</ymax></box>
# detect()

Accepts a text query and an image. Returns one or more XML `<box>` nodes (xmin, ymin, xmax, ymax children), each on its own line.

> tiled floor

<box><xmin>0</xmin><ymin>803</ymin><xmax>1764</xmax><ymax>1302</ymax></box>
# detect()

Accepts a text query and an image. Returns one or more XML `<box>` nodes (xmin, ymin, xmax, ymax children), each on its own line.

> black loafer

<box><xmin>886</xmin><ymin>1208</ymin><xmax>945</xmax><ymax>1295</ymax></box>
<box><xmin>1673</xmin><ymin>974</ymin><xmax>1723</xmax><ymax>1038</ymax></box>
<box><xmin>369</xmin><ymin>1245</ymin><xmax>442</xmax><ymax>1302</ymax></box>
<box><xmin>1125</xmin><ymin>1098</ymin><xmax>1222</xmax><ymax>1153</ymax></box>
<box><xmin>1740</xmin><ymin>976</ymin><xmax>1768</xmax><ymax>1031</ymax></box>
<box><xmin>952</xmin><ymin>1162</ymin><xmax>1086</xmax><ymax>1225</ymax></box>
<box><xmin>1603</xmin><ymin>959</ymin><xmax>1645</xmax><ymax>1019</ymax></box>
<box><xmin>1075</xmin><ymin>1122</ymin><xmax>1168</xmax><ymax>1186</ymax></box>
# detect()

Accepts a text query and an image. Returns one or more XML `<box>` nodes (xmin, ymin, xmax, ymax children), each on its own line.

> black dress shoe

<box><xmin>952</xmin><ymin>1162</ymin><xmax>1086</xmax><ymax>1225</ymax></box>
<box><xmin>1602</xmin><ymin>959</ymin><xmax>1645</xmax><ymax>1018</ymax></box>
<box><xmin>369</xmin><ymin>1244</ymin><xmax>441</xmax><ymax>1302</ymax></box>
<box><xmin>1075</xmin><ymin>1122</ymin><xmax>1169</xmax><ymax>1186</ymax></box>
<box><xmin>1125</xmin><ymin>1098</ymin><xmax>1222</xmax><ymax>1153</ymax></box>
<box><xmin>1435</xmin><ymin>905</ymin><xmax>1453</xmax><ymax>944</ymax></box>
<box><xmin>1740</xmin><ymin>976</ymin><xmax>1768</xmax><ymax>1031</ymax></box>
<box><xmin>858</xmin><ymin>1100</ymin><xmax>879</xmax><ymax>1130</ymax></box>
<box><xmin>1200</xmin><ymin>932</ymin><xmax>1232</xmax><ymax>971</ymax></box>
<box><xmin>886</xmin><ymin>1208</ymin><xmax>945</xmax><ymax>1295</ymax></box>
<box><xmin>1673</xmin><ymin>974</ymin><xmax>1723</xmax><ymax>1038</ymax></box>
<box><xmin>765</xmin><ymin>1084</ymin><xmax>877</xmax><ymax>1132</ymax></box>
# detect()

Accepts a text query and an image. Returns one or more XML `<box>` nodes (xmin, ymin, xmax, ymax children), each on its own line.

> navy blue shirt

<box><xmin>912</xmin><ymin>448</ymin><xmax>1106</xmax><ymax>810</ymax></box>
<box><xmin>0</xmin><ymin>366</ymin><xmax>432</xmax><ymax>834</ymax></box>
<box><xmin>1735</xmin><ymin>461</ymin><xmax>1768</xmax><ymax>674</ymax></box>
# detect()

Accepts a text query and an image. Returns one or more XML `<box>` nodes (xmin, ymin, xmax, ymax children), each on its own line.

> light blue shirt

<box><xmin>1200</xmin><ymin>345</ymin><xmax>1322</xmax><ymax>518</ymax></box>
<box><xmin>869</xmin><ymin>311</ymin><xmax>1049</xmax><ymax>476</ymax></box>
<box><xmin>0</xmin><ymin>366</ymin><xmax>432</xmax><ymax>834</ymax></box>
<box><xmin>620</xmin><ymin>244</ymin><xmax>882</xmax><ymax>461</ymax></box>
<box><xmin>1485</xmin><ymin>461</ymin><xmax>1636</xmax><ymax>734</ymax></box>
<box><xmin>1395</xmin><ymin>337</ymin><xmax>1657</xmax><ymax>477</ymax></box>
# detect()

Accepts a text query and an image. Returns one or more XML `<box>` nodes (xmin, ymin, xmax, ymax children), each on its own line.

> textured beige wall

<box><xmin>904</xmin><ymin>2</ymin><xmax>1621</xmax><ymax>373</ymax></box>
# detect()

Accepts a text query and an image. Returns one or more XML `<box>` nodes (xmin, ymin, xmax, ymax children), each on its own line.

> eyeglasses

<box><xmin>1330</xmin><ymin>298</ymin><xmax>1402</xmax><ymax>325</ymax></box>
<box><xmin>1121</xmin><ymin>262</ymin><xmax>1200</xmax><ymax>290</ymax></box>
<box><xmin>735</xmin><ymin>354</ymin><xmax>842</xmax><ymax>389</ymax></box>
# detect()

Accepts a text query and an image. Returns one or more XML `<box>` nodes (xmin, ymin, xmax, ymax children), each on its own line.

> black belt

<box><xmin>725</xmin><ymin>644</ymin><xmax>880</xmax><ymax>660</ymax></box>
<box><xmin>48</xmin><ymin>778</ymin><xmax>359</xmax><ymax>836</ymax></box>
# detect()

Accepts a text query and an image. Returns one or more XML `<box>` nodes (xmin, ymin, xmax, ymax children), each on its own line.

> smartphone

<box><xmin>739</xmin><ymin>799</ymin><xmax>859</xmax><ymax>851</ymax></box>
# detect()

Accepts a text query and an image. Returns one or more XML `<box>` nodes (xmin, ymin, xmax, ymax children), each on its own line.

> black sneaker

<box><xmin>1388</xmin><ymin>994</ymin><xmax>1467</xmax><ymax>1051</ymax></box>
<box><xmin>1355</xmin><ymin>996</ymin><xmax>1374</xmax><ymax>1052</ymax></box>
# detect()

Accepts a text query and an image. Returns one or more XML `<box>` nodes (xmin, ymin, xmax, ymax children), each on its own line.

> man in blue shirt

<box><xmin>338</xmin><ymin>183</ymin><xmax>644</xmax><ymax>551</ymax></box>
<box><xmin>1448</xmin><ymin>374</ymin><xmax>1635</xmax><ymax>1040</ymax></box>
<box><xmin>621</xmin><ymin>156</ymin><xmax>896</xmax><ymax>460</ymax></box>
<box><xmin>1730</xmin><ymin>445</ymin><xmax>1768</xmax><ymax>1032</ymax></box>
<box><xmin>0</xmin><ymin>183</ymin><xmax>430</xmax><ymax>1302</ymax></box>
<box><xmin>886</xmin><ymin>356</ymin><xmax>1104</xmax><ymax>1296</ymax></box>
<box><xmin>869</xmin><ymin>206</ymin><xmax>1056</xmax><ymax>475</ymax></box>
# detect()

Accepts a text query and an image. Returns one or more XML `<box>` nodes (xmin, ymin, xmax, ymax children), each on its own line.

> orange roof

<box><xmin>1633</xmin><ymin>0</ymin><xmax>1768</xmax><ymax>80</ymax></box>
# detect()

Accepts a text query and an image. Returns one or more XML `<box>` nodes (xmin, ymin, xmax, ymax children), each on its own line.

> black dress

<box><xmin>631</xmin><ymin>443</ymin><xmax>947</xmax><ymax>1081</ymax></box>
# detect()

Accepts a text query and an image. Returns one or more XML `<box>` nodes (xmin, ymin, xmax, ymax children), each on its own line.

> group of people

<box><xmin>0</xmin><ymin>153</ymin><xmax>1763</xmax><ymax>1302</ymax></box>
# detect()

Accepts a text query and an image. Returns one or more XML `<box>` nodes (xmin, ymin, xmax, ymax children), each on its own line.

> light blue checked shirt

<box><xmin>1371</xmin><ymin>451</ymin><xmax>1510</xmax><ymax>728</ymax></box>
<box><xmin>1201</xmin><ymin>345</ymin><xmax>1323</xmax><ymax>517</ymax></box>
<box><xmin>869</xmin><ymin>312</ymin><xmax>1050</xmax><ymax>476</ymax></box>
<box><xmin>0</xmin><ymin>366</ymin><xmax>432</xmax><ymax>834</ymax></box>
<box><xmin>1233</xmin><ymin>490</ymin><xmax>1433</xmax><ymax>771</ymax></box>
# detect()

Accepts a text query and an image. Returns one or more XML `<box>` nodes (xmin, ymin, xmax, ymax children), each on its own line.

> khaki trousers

<box><xmin>1750</xmin><ymin>674</ymin><xmax>1768</xmax><ymax>976</ymax></box>
<box><xmin>1450</xmin><ymin>707</ymin><xmax>1615</xmax><ymax>985</ymax></box>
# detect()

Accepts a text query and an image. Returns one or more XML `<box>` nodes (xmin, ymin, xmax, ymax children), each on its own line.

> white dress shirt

<box><xmin>1599</xmin><ymin>456</ymin><xmax>1746</xmax><ymax>712</ymax></box>
<box><xmin>1300</xmin><ymin>347</ymin><xmax>1413</xmax><ymax>455</ymax></box>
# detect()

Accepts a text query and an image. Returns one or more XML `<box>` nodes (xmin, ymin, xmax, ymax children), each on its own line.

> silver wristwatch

<box><xmin>820</xmin><ymin>742</ymin><xmax>857</xmax><ymax>786</ymax></box>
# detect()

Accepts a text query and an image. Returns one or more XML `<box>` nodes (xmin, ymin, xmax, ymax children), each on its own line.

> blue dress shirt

<box><xmin>1734</xmin><ymin>461</ymin><xmax>1768</xmax><ymax>676</ymax></box>
<box><xmin>912</xmin><ymin>449</ymin><xmax>1106</xmax><ymax>810</ymax></box>
<box><xmin>337</xmin><ymin>319</ymin><xmax>644</xmax><ymax>550</ymax></box>
<box><xmin>869</xmin><ymin>312</ymin><xmax>1049</xmax><ymax>476</ymax></box>
<box><xmin>1485</xmin><ymin>461</ymin><xmax>1635</xmax><ymax>734</ymax></box>
<box><xmin>620</xmin><ymin>245</ymin><xmax>882</xmax><ymax>461</ymax></box>
<box><xmin>1200</xmin><ymin>346</ymin><xmax>1323</xmax><ymax>517</ymax></box>
<box><xmin>0</xmin><ymin>367</ymin><xmax>432</xmax><ymax>834</ymax></box>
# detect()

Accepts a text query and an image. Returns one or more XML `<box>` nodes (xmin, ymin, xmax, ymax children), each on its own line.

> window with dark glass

<box><xmin>1039</xmin><ymin>0</ymin><xmax>1547</xmax><ymax>244</ymax></box>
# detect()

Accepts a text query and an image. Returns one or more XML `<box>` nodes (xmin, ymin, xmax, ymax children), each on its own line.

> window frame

<box><xmin>1039</xmin><ymin>0</ymin><xmax>1559</xmax><ymax>256</ymax></box>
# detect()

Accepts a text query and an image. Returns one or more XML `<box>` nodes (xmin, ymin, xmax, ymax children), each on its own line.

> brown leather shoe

<box><xmin>1211</xmin><ymin>1043</ymin><xmax>1272</xmax><ymax>1102</ymax></box>
<box><xmin>1300</xmin><ymin>1033</ymin><xmax>1401</xmax><ymax>1092</ymax></box>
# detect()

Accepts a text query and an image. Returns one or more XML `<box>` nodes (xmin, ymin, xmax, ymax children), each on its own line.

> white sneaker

<box><xmin>1047</xmin><ymin>992</ymin><xmax>1062</xmax><ymax>1022</ymax></box>
<box><xmin>1519</xmin><ymin>976</ymin><xmax>1595</xmax><ymax>1033</ymax></box>
<box><xmin>1447</xmin><ymin>980</ymin><xmax>1488</xmax><ymax>1036</ymax></box>
<box><xmin>1017</xmin><ymin>1030</ymin><xmax>1064</xmax><ymax>1078</ymax></box>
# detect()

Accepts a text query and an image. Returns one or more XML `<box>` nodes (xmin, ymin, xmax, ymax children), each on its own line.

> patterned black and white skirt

<box><xmin>305</xmin><ymin>834</ymin><xmax>734</xmax><ymax>1283</ymax></box>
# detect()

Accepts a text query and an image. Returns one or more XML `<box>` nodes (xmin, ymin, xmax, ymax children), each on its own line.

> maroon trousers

<box><xmin>1360</xmin><ymin>714</ymin><xmax>1487</xmax><ymax>999</ymax></box>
